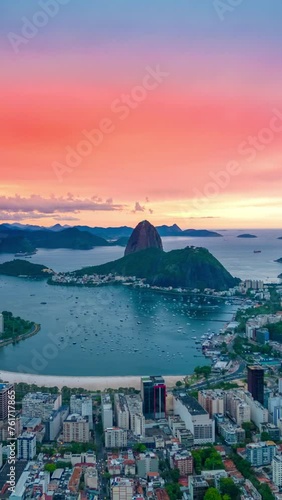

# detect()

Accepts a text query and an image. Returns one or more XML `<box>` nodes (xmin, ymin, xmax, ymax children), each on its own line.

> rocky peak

<box><xmin>124</xmin><ymin>220</ymin><xmax>163</xmax><ymax>256</ymax></box>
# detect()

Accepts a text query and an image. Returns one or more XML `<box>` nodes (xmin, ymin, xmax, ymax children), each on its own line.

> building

<box><xmin>261</xmin><ymin>423</ymin><xmax>280</xmax><ymax>441</ymax></box>
<box><xmin>172</xmin><ymin>451</ymin><xmax>193</xmax><ymax>475</ymax></box>
<box><xmin>141</xmin><ymin>376</ymin><xmax>166</xmax><ymax>419</ymax></box>
<box><xmin>247</xmin><ymin>366</ymin><xmax>264</xmax><ymax>405</ymax></box>
<box><xmin>273</xmin><ymin>455</ymin><xmax>282</xmax><ymax>487</ymax></box>
<box><xmin>188</xmin><ymin>475</ymin><xmax>209</xmax><ymax>500</ymax></box>
<box><xmin>114</xmin><ymin>394</ymin><xmax>130</xmax><ymax>430</ymax></box>
<box><xmin>63</xmin><ymin>414</ymin><xmax>90</xmax><ymax>443</ymax></box>
<box><xmin>17</xmin><ymin>432</ymin><xmax>36</xmax><ymax>459</ymax></box>
<box><xmin>45</xmin><ymin>406</ymin><xmax>69</xmax><ymax>441</ymax></box>
<box><xmin>246</xmin><ymin>441</ymin><xmax>277</xmax><ymax>467</ymax></box>
<box><xmin>216</xmin><ymin>417</ymin><xmax>245</xmax><ymax>445</ymax></box>
<box><xmin>22</xmin><ymin>392</ymin><xmax>62</xmax><ymax>421</ymax></box>
<box><xmin>198</xmin><ymin>390</ymin><xmax>225</xmax><ymax>417</ymax></box>
<box><xmin>0</xmin><ymin>383</ymin><xmax>14</xmax><ymax>421</ymax></box>
<box><xmin>84</xmin><ymin>466</ymin><xmax>98</xmax><ymax>490</ymax></box>
<box><xmin>136</xmin><ymin>452</ymin><xmax>159</xmax><ymax>478</ymax></box>
<box><xmin>256</xmin><ymin>328</ymin><xmax>269</xmax><ymax>345</ymax></box>
<box><xmin>243</xmin><ymin>391</ymin><xmax>268</xmax><ymax>429</ymax></box>
<box><xmin>105</xmin><ymin>427</ymin><xmax>127</xmax><ymax>448</ymax></box>
<box><xmin>111</xmin><ymin>477</ymin><xmax>134</xmax><ymax>500</ymax></box>
<box><xmin>125</xmin><ymin>393</ymin><xmax>145</xmax><ymax>436</ymax></box>
<box><xmin>0</xmin><ymin>313</ymin><xmax>3</xmax><ymax>335</ymax></box>
<box><xmin>101</xmin><ymin>393</ymin><xmax>113</xmax><ymax>430</ymax></box>
<box><xmin>176</xmin><ymin>428</ymin><xmax>194</xmax><ymax>448</ymax></box>
<box><xmin>225</xmin><ymin>391</ymin><xmax>251</xmax><ymax>425</ymax></box>
<box><xmin>70</xmin><ymin>394</ymin><xmax>93</xmax><ymax>429</ymax></box>
<box><xmin>173</xmin><ymin>394</ymin><xmax>215</xmax><ymax>444</ymax></box>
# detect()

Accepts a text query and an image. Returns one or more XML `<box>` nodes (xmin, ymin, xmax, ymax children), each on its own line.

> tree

<box><xmin>165</xmin><ymin>483</ymin><xmax>182</xmax><ymax>500</ymax></box>
<box><xmin>44</xmin><ymin>463</ymin><xmax>56</xmax><ymax>473</ymax></box>
<box><xmin>260</xmin><ymin>431</ymin><xmax>271</xmax><ymax>442</ymax></box>
<box><xmin>219</xmin><ymin>478</ymin><xmax>240</xmax><ymax>499</ymax></box>
<box><xmin>204</xmin><ymin>487</ymin><xmax>222</xmax><ymax>500</ymax></box>
<box><xmin>133</xmin><ymin>443</ymin><xmax>146</xmax><ymax>453</ymax></box>
<box><xmin>175</xmin><ymin>381</ymin><xmax>183</xmax><ymax>387</ymax></box>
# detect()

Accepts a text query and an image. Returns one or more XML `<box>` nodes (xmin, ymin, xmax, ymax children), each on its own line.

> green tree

<box><xmin>260</xmin><ymin>431</ymin><xmax>271</xmax><ymax>442</ymax></box>
<box><xmin>165</xmin><ymin>483</ymin><xmax>182</xmax><ymax>500</ymax></box>
<box><xmin>44</xmin><ymin>463</ymin><xmax>56</xmax><ymax>473</ymax></box>
<box><xmin>219</xmin><ymin>478</ymin><xmax>240</xmax><ymax>499</ymax></box>
<box><xmin>175</xmin><ymin>381</ymin><xmax>183</xmax><ymax>387</ymax></box>
<box><xmin>204</xmin><ymin>487</ymin><xmax>222</xmax><ymax>500</ymax></box>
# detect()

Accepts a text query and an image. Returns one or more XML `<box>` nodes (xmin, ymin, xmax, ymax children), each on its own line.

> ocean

<box><xmin>0</xmin><ymin>229</ymin><xmax>281</xmax><ymax>377</ymax></box>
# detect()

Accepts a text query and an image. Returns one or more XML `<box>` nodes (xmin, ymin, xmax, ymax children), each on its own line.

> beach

<box><xmin>0</xmin><ymin>370</ymin><xmax>185</xmax><ymax>391</ymax></box>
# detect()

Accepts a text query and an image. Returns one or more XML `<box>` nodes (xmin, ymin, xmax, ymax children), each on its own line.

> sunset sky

<box><xmin>1</xmin><ymin>1</ymin><xmax>282</xmax><ymax>228</ymax></box>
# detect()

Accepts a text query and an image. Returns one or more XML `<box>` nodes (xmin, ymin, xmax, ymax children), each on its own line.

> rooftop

<box><xmin>176</xmin><ymin>394</ymin><xmax>208</xmax><ymax>416</ymax></box>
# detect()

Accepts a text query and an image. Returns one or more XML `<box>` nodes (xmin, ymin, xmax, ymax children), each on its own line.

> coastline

<box><xmin>0</xmin><ymin>370</ymin><xmax>185</xmax><ymax>390</ymax></box>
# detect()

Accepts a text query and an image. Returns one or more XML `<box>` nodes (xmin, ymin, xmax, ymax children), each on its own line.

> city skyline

<box><xmin>1</xmin><ymin>1</ymin><xmax>282</xmax><ymax>228</ymax></box>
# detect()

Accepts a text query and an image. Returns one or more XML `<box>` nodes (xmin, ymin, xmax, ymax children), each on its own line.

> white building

<box><xmin>173</xmin><ymin>394</ymin><xmax>215</xmax><ymax>444</ymax></box>
<box><xmin>17</xmin><ymin>432</ymin><xmax>36</xmax><ymax>460</ymax></box>
<box><xmin>114</xmin><ymin>394</ymin><xmax>130</xmax><ymax>430</ymax></box>
<box><xmin>243</xmin><ymin>391</ymin><xmax>268</xmax><ymax>430</ymax></box>
<box><xmin>101</xmin><ymin>393</ymin><xmax>113</xmax><ymax>430</ymax></box>
<box><xmin>105</xmin><ymin>427</ymin><xmax>127</xmax><ymax>448</ymax></box>
<box><xmin>273</xmin><ymin>455</ymin><xmax>282</xmax><ymax>487</ymax></box>
<box><xmin>70</xmin><ymin>394</ymin><xmax>93</xmax><ymax>429</ymax></box>
<box><xmin>22</xmin><ymin>392</ymin><xmax>62</xmax><ymax>421</ymax></box>
<box><xmin>198</xmin><ymin>390</ymin><xmax>225</xmax><ymax>417</ymax></box>
<box><xmin>125</xmin><ymin>393</ymin><xmax>145</xmax><ymax>437</ymax></box>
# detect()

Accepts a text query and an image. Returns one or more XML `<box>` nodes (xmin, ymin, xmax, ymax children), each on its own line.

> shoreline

<box><xmin>0</xmin><ymin>370</ymin><xmax>186</xmax><ymax>390</ymax></box>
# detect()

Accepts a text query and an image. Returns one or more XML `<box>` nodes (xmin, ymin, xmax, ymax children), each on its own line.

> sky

<box><xmin>1</xmin><ymin>0</ymin><xmax>282</xmax><ymax>229</ymax></box>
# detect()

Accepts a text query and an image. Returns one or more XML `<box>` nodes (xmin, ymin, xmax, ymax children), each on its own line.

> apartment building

<box><xmin>22</xmin><ymin>392</ymin><xmax>62</xmax><ymax>421</ymax></box>
<box><xmin>70</xmin><ymin>394</ymin><xmax>93</xmax><ymax>429</ymax></box>
<box><xmin>198</xmin><ymin>390</ymin><xmax>225</xmax><ymax>417</ymax></box>
<box><xmin>17</xmin><ymin>432</ymin><xmax>36</xmax><ymax>460</ymax></box>
<box><xmin>105</xmin><ymin>427</ymin><xmax>127</xmax><ymax>449</ymax></box>
<box><xmin>63</xmin><ymin>414</ymin><xmax>90</xmax><ymax>443</ymax></box>
<box><xmin>101</xmin><ymin>393</ymin><xmax>113</xmax><ymax>430</ymax></box>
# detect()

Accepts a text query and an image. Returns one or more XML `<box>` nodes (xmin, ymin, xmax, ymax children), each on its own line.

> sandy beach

<box><xmin>0</xmin><ymin>370</ymin><xmax>186</xmax><ymax>391</ymax></box>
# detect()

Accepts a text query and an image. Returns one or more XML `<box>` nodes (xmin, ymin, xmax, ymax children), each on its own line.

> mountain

<box><xmin>0</xmin><ymin>227</ymin><xmax>109</xmax><ymax>252</ymax></box>
<box><xmin>76</xmin><ymin>246</ymin><xmax>239</xmax><ymax>290</ymax></box>
<box><xmin>156</xmin><ymin>224</ymin><xmax>182</xmax><ymax>236</ymax></box>
<box><xmin>181</xmin><ymin>229</ymin><xmax>222</xmax><ymax>237</ymax></box>
<box><xmin>124</xmin><ymin>220</ymin><xmax>163</xmax><ymax>256</ymax></box>
<box><xmin>0</xmin><ymin>259</ymin><xmax>54</xmax><ymax>278</ymax></box>
<box><xmin>237</xmin><ymin>233</ymin><xmax>257</xmax><ymax>238</ymax></box>
<box><xmin>275</xmin><ymin>258</ymin><xmax>282</xmax><ymax>264</ymax></box>
<box><xmin>76</xmin><ymin>225</ymin><xmax>133</xmax><ymax>239</ymax></box>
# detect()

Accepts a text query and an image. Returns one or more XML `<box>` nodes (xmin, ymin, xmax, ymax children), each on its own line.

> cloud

<box><xmin>132</xmin><ymin>201</ymin><xmax>145</xmax><ymax>213</ymax></box>
<box><xmin>0</xmin><ymin>195</ymin><xmax>125</xmax><ymax>215</ymax></box>
<box><xmin>0</xmin><ymin>212</ymin><xmax>80</xmax><ymax>222</ymax></box>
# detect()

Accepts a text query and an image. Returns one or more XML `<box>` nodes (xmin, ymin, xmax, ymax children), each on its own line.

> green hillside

<box><xmin>75</xmin><ymin>246</ymin><xmax>239</xmax><ymax>290</ymax></box>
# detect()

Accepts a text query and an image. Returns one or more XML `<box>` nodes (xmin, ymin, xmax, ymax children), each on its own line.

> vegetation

<box><xmin>219</xmin><ymin>477</ymin><xmax>240</xmax><ymax>499</ymax></box>
<box><xmin>1</xmin><ymin>311</ymin><xmax>35</xmax><ymax>341</ymax></box>
<box><xmin>0</xmin><ymin>259</ymin><xmax>53</xmax><ymax>278</ymax></box>
<box><xmin>231</xmin><ymin>452</ymin><xmax>274</xmax><ymax>500</ymax></box>
<box><xmin>204</xmin><ymin>488</ymin><xmax>222</xmax><ymax>500</ymax></box>
<box><xmin>192</xmin><ymin>446</ymin><xmax>224</xmax><ymax>474</ymax></box>
<box><xmin>74</xmin><ymin>246</ymin><xmax>239</xmax><ymax>290</ymax></box>
<box><xmin>194</xmin><ymin>365</ymin><xmax>212</xmax><ymax>379</ymax></box>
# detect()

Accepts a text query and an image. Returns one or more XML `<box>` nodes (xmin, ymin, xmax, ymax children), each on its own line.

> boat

<box><xmin>253</xmin><ymin>250</ymin><xmax>261</xmax><ymax>253</ymax></box>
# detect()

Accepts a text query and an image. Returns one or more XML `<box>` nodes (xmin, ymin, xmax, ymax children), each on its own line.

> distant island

<box><xmin>0</xmin><ymin>259</ymin><xmax>54</xmax><ymax>278</ymax></box>
<box><xmin>237</xmin><ymin>234</ymin><xmax>257</xmax><ymax>238</ymax></box>
<box><xmin>0</xmin><ymin>223</ymin><xmax>223</xmax><ymax>254</ymax></box>
<box><xmin>275</xmin><ymin>258</ymin><xmax>282</xmax><ymax>264</ymax></box>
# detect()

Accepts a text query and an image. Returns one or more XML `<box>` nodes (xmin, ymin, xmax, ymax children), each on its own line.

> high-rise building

<box><xmin>105</xmin><ymin>427</ymin><xmax>127</xmax><ymax>448</ymax></box>
<box><xmin>17</xmin><ymin>432</ymin><xmax>36</xmax><ymax>460</ymax></box>
<box><xmin>141</xmin><ymin>376</ymin><xmax>166</xmax><ymax>419</ymax></box>
<box><xmin>22</xmin><ymin>392</ymin><xmax>62</xmax><ymax>421</ymax></box>
<box><xmin>114</xmin><ymin>394</ymin><xmax>130</xmax><ymax>430</ymax></box>
<box><xmin>173</xmin><ymin>394</ymin><xmax>215</xmax><ymax>444</ymax></box>
<box><xmin>273</xmin><ymin>455</ymin><xmax>282</xmax><ymax>487</ymax></box>
<box><xmin>246</xmin><ymin>441</ymin><xmax>277</xmax><ymax>467</ymax></box>
<box><xmin>70</xmin><ymin>394</ymin><xmax>93</xmax><ymax>429</ymax></box>
<box><xmin>63</xmin><ymin>414</ymin><xmax>90</xmax><ymax>443</ymax></box>
<box><xmin>101</xmin><ymin>393</ymin><xmax>113</xmax><ymax>430</ymax></box>
<box><xmin>247</xmin><ymin>366</ymin><xmax>264</xmax><ymax>404</ymax></box>
<box><xmin>0</xmin><ymin>383</ymin><xmax>14</xmax><ymax>421</ymax></box>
